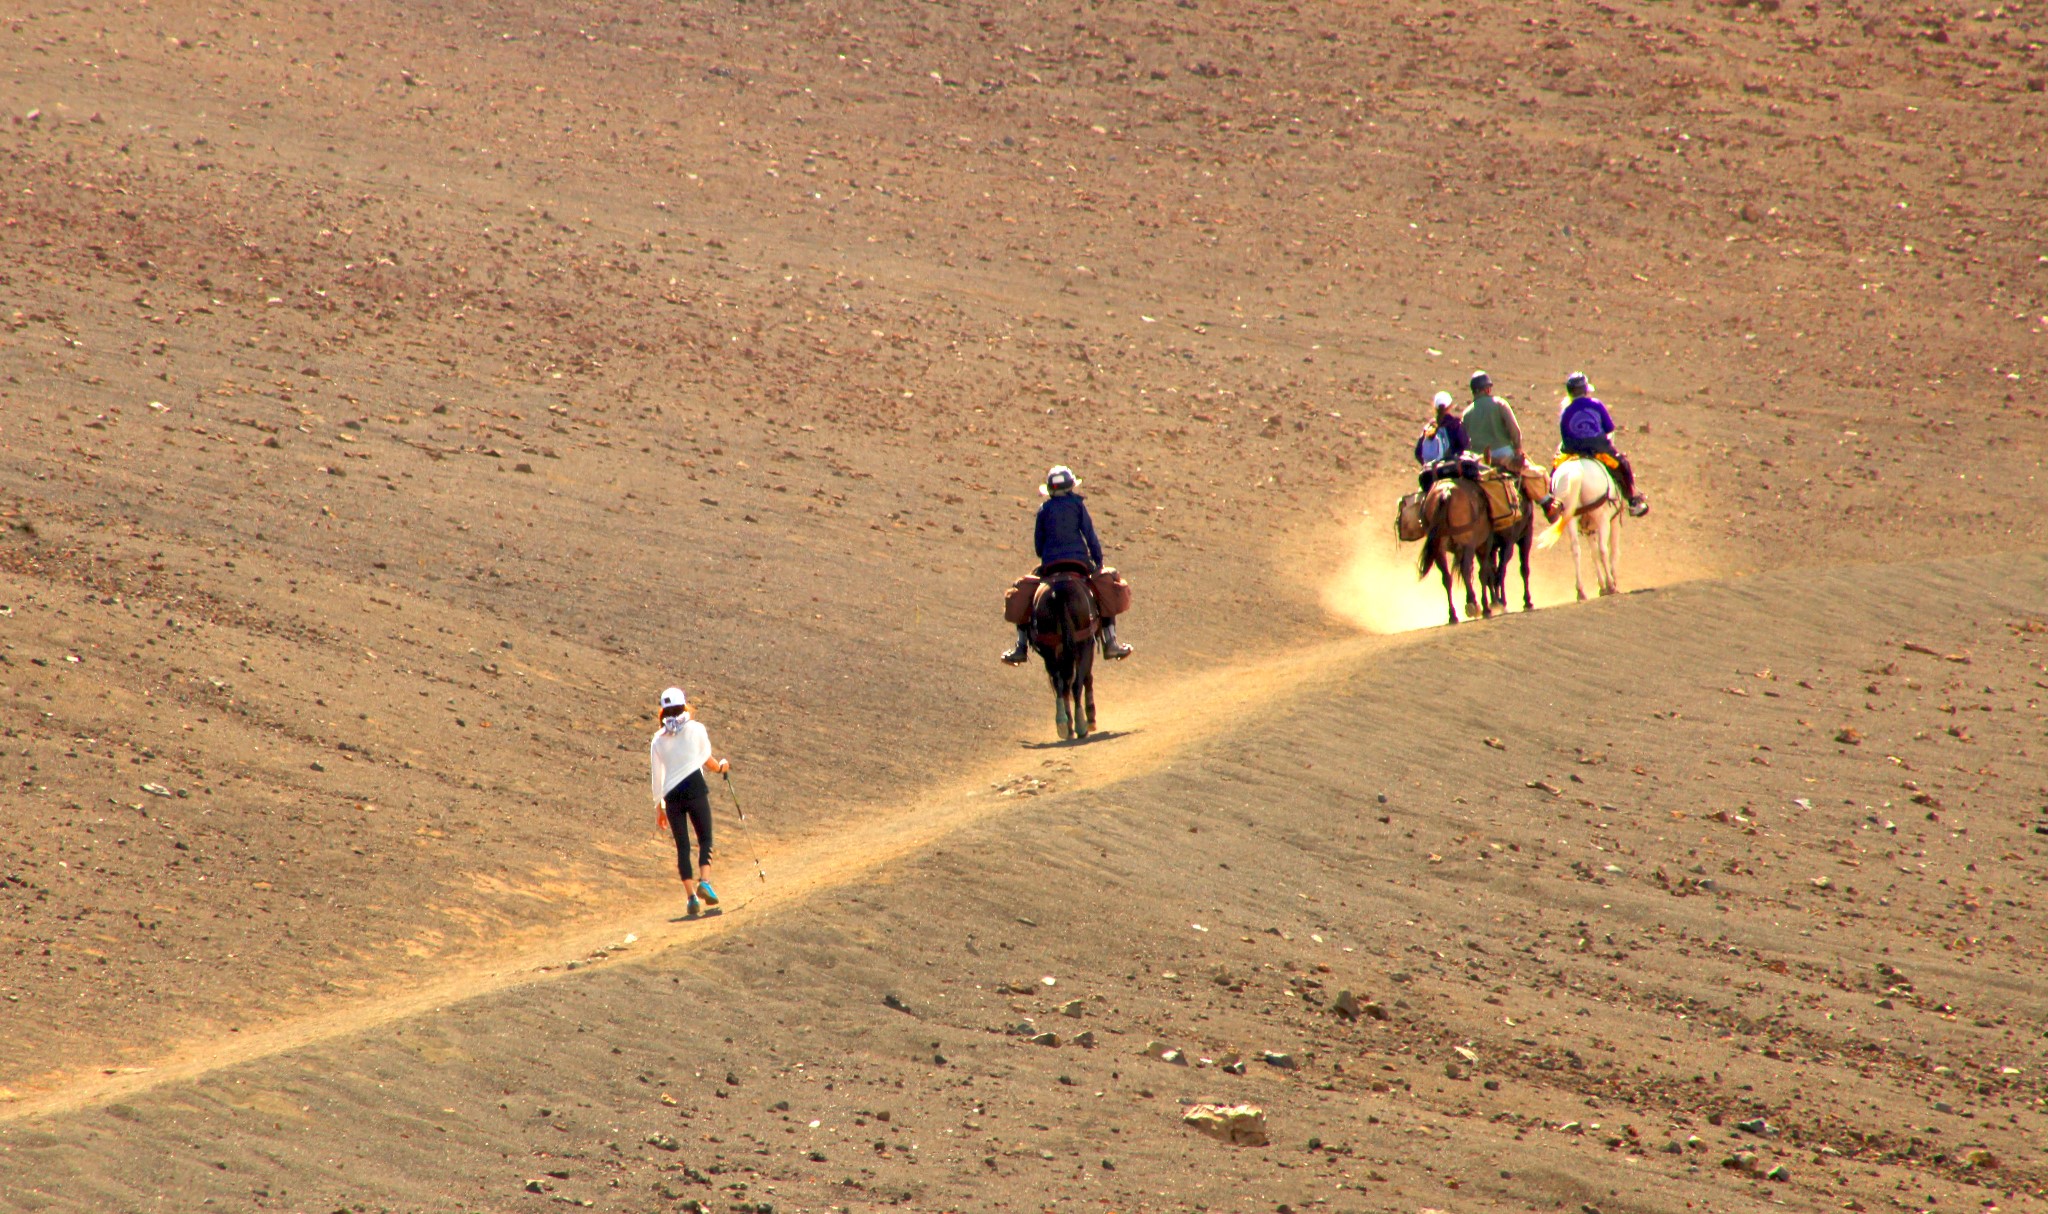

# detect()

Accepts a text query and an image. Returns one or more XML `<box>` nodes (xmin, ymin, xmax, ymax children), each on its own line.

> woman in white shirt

<box><xmin>649</xmin><ymin>686</ymin><xmax>730</xmax><ymax>916</ymax></box>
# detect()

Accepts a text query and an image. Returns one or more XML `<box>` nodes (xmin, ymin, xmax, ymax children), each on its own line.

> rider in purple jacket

<box><xmin>1558</xmin><ymin>373</ymin><xmax>1649</xmax><ymax>517</ymax></box>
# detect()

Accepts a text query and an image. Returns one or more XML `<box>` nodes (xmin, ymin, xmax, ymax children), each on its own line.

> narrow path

<box><xmin>3</xmin><ymin>630</ymin><xmax>1398</xmax><ymax>1122</ymax></box>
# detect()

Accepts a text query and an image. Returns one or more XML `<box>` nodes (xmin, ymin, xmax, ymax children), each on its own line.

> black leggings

<box><xmin>663</xmin><ymin>772</ymin><xmax>713</xmax><ymax>881</ymax></box>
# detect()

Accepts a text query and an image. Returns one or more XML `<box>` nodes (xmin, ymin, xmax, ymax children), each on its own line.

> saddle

<box><xmin>1416</xmin><ymin>455</ymin><xmax>1480</xmax><ymax>492</ymax></box>
<box><xmin>1552</xmin><ymin>450</ymin><xmax>1620</xmax><ymax>473</ymax></box>
<box><xmin>1003</xmin><ymin>564</ymin><xmax>1132</xmax><ymax>626</ymax></box>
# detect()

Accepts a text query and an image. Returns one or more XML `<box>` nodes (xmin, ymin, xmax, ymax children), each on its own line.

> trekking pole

<box><xmin>721</xmin><ymin>770</ymin><xmax>768</xmax><ymax>883</ymax></box>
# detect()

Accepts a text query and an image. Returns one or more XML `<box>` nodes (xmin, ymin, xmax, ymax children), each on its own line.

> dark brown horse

<box><xmin>1484</xmin><ymin>466</ymin><xmax>1555</xmax><ymax>615</ymax></box>
<box><xmin>1030</xmin><ymin>564</ymin><xmax>1098</xmax><ymax>740</ymax></box>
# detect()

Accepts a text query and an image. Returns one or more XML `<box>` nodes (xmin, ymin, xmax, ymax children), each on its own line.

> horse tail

<box><xmin>1535</xmin><ymin>464</ymin><xmax>1571</xmax><ymax>550</ymax></box>
<box><xmin>1416</xmin><ymin>486</ymin><xmax>1444</xmax><ymax>579</ymax></box>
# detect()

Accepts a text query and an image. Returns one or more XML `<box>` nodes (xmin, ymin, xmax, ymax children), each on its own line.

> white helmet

<box><xmin>1042</xmin><ymin>465</ymin><xmax>1079</xmax><ymax>496</ymax></box>
<box><xmin>658</xmin><ymin>686</ymin><xmax>688</xmax><ymax>711</ymax></box>
<box><xmin>1432</xmin><ymin>391</ymin><xmax>1454</xmax><ymax>410</ymax></box>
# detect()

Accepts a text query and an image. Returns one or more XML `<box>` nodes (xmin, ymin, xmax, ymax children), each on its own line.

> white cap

<box><xmin>1041</xmin><ymin>465</ymin><xmax>1079</xmax><ymax>496</ymax></box>
<box><xmin>1433</xmin><ymin>391</ymin><xmax>1454</xmax><ymax>409</ymax></box>
<box><xmin>659</xmin><ymin>686</ymin><xmax>687</xmax><ymax>710</ymax></box>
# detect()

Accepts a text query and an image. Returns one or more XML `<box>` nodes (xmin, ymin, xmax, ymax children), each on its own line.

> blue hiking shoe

<box><xmin>696</xmin><ymin>880</ymin><xmax>719</xmax><ymax>907</ymax></box>
<box><xmin>685</xmin><ymin>896</ymin><xmax>701</xmax><ymax>917</ymax></box>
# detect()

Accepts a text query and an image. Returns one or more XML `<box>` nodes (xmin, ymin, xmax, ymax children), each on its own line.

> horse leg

<box><xmin>1605</xmin><ymin>512</ymin><xmax>1622</xmax><ymax>595</ymax></box>
<box><xmin>1518</xmin><ymin>529</ymin><xmax>1535</xmax><ymax>610</ymax></box>
<box><xmin>1049</xmin><ymin>658</ymin><xmax>1072</xmax><ymax>739</ymax></box>
<box><xmin>1459</xmin><ymin>545</ymin><xmax>1481</xmax><ymax>620</ymax></box>
<box><xmin>1436</xmin><ymin>549</ymin><xmax>1458</xmax><ymax>625</ymax></box>
<box><xmin>1570</xmin><ymin>518</ymin><xmax>1588</xmax><ymax>602</ymax></box>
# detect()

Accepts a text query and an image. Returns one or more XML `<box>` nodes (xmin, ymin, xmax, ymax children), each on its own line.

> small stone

<box><xmin>1363</xmin><ymin>1002</ymin><xmax>1390</xmax><ymax>1021</ymax></box>
<box><xmin>1875</xmin><ymin>998</ymin><xmax>1895</xmax><ymax>1009</ymax></box>
<box><xmin>1723</xmin><ymin>1151</ymin><xmax>1761</xmax><ymax>1174</ymax></box>
<box><xmin>1141</xmin><ymin>1040</ymin><xmax>1172</xmax><ymax>1058</ymax></box>
<box><xmin>1029</xmin><ymin>1032</ymin><xmax>1061</xmax><ymax>1047</ymax></box>
<box><xmin>1765</xmin><ymin>1164</ymin><xmax>1790</xmax><ymax>1181</ymax></box>
<box><xmin>1262</xmin><ymin>1051</ymin><xmax>1298</xmax><ymax>1070</ymax></box>
<box><xmin>646</xmin><ymin>1133</ymin><xmax>679</xmax><ymax>1152</ymax></box>
<box><xmin>1161</xmin><ymin>1049</ymin><xmax>1190</xmax><ymax>1066</ymax></box>
<box><xmin>1660</xmin><ymin>1140</ymin><xmax>1683</xmax><ymax>1154</ymax></box>
<box><xmin>1073</xmin><ymin>1030</ymin><xmax>1097</xmax><ymax>1048</ymax></box>
<box><xmin>524</xmin><ymin>1179</ymin><xmax>547</xmax><ymax>1193</ymax></box>
<box><xmin>1961</xmin><ymin>1147</ymin><xmax>1998</xmax><ymax>1168</ymax></box>
<box><xmin>1483</xmin><ymin>1079</ymin><xmax>1501</xmax><ymax>1091</ymax></box>
<box><xmin>1736</xmin><ymin>1117</ymin><xmax>1772</xmax><ymax>1135</ymax></box>
<box><xmin>1330</xmin><ymin>989</ymin><xmax>1360</xmax><ymax>1020</ymax></box>
<box><xmin>883</xmin><ymin>992</ymin><xmax>912</xmax><ymax>1013</ymax></box>
<box><xmin>1060</xmin><ymin>998</ymin><xmax>1085</xmax><ymax>1018</ymax></box>
<box><xmin>1443</xmin><ymin>1062</ymin><xmax>1467</xmax><ymax>1080</ymax></box>
<box><xmin>1835</xmin><ymin>727</ymin><xmax>1863</xmax><ymax>745</ymax></box>
<box><xmin>1182</xmin><ymin>1103</ymin><xmax>1269</xmax><ymax>1147</ymax></box>
<box><xmin>1934</xmin><ymin>1101</ymin><xmax>1953</xmax><ymax>1114</ymax></box>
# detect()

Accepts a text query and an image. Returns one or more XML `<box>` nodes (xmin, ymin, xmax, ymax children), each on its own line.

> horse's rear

<box><xmin>1416</xmin><ymin>478</ymin><xmax>1494</xmax><ymax>624</ymax></box>
<box><xmin>1030</xmin><ymin>572</ymin><xmax>1098</xmax><ymax>739</ymax></box>
<box><xmin>1537</xmin><ymin>458</ymin><xmax>1621</xmax><ymax>599</ymax></box>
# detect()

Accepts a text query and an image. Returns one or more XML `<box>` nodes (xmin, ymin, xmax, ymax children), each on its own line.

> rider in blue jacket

<box><xmin>1002</xmin><ymin>465</ymin><xmax>1132</xmax><ymax>664</ymax></box>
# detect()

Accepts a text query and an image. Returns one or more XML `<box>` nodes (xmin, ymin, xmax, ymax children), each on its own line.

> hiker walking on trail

<box><xmin>1461</xmin><ymin>370</ymin><xmax>1526</xmax><ymax>471</ymax></box>
<box><xmin>649</xmin><ymin>687</ymin><xmax>730</xmax><ymax>917</ymax></box>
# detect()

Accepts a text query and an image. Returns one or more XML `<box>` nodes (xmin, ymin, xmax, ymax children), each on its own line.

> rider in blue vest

<box><xmin>1002</xmin><ymin>465</ymin><xmax>1132</xmax><ymax>664</ymax></box>
<box><xmin>1558</xmin><ymin>373</ymin><xmax>1649</xmax><ymax>517</ymax></box>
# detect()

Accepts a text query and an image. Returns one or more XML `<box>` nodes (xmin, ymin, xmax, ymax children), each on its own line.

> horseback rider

<box><xmin>1414</xmin><ymin>391</ymin><xmax>1469</xmax><ymax>465</ymax></box>
<box><xmin>1461</xmin><ymin>370</ymin><xmax>1525</xmax><ymax>471</ymax></box>
<box><xmin>1001</xmin><ymin>465</ymin><xmax>1133</xmax><ymax>665</ymax></box>
<box><xmin>1558</xmin><ymin>372</ymin><xmax>1649</xmax><ymax>517</ymax></box>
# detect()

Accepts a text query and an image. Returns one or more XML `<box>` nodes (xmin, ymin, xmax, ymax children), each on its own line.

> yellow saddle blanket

<box><xmin>1552</xmin><ymin>451</ymin><xmax>1620</xmax><ymax>472</ymax></box>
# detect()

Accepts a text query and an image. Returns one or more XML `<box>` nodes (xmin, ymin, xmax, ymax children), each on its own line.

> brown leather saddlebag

<box><xmin>1003</xmin><ymin>574</ymin><xmax>1041</xmax><ymax>625</ymax></box>
<box><xmin>1396</xmin><ymin>491</ymin><xmax>1426</xmax><ymax>542</ymax></box>
<box><xmin>1090</xmin><ymin>567</ymin><xmax>1133</xmax><ymax>617</ymax></box>
<box><xmin>1478</xmin><ymin>471</ymin><xmax>1524</xmax><ymax>530</ymax></box>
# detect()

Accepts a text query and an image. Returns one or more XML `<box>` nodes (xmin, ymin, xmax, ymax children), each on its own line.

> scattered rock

<box><xmin>1330</xmin><ymin>989</ymin><xmax>1360</xmax><ymax>1020</ymax></box>
<box><xmin>1161</xmin><ymin>1049</ymin><xmax>1190</xmax><ymax>1066</ymax></box>
<box><xmin>1059</xmin><ymin>998</ymin><xmax>1085</xmax><ymax>1018</ymax></box>
<box><xmin>1723</xmin><ymin>1151</ymin><xmax>1762</xmax><ymax>1174</ymax></box>
<box><xmin>1261</xmin><ymin>1051</ymin><xmax>1298</xmax><ymax>1070</ymax></box>
<box><xmin>1765</xmin><ymin>1164</ymin><xmax>1790</xmax><ymax>1182</ymax></box>
<box><xmin>1363</xmin><ymin>1001</ymin><xmax>1390</xmax><ymax>1021</ymax></box>
<box><xmin>882</xmin><ymin>992</ymin><xmax>912</xmax><ymax>1014</ymax></box>
<box><xmin>1073</xmin><ymin>1030</ymin><xmax>1096</xmax><ymax>1048</ymax></box>
<box><xmin>646</xmin><ymin>1133</ymin><xmax>679</xmax><ymax>1151</ymax></box>
<box><xmin>1834</xmin><ymin>727</ymin><xmax>1863</xmax><ymax>745</ymax></box>
<box><xmin>1182</xmin><ymin>1103</ymin><xmax>1269</xmax><ymax>1147</ymax></box>
<box><xmin>1029</xmin><ymin>1031</ymin><xmax>1061</xmax><ymax>1047</ymax></box>
<box><xmin>1961</xmin><ymin>1147</ymin><xmax>1998</xmax><ymax>1168</ymax></box>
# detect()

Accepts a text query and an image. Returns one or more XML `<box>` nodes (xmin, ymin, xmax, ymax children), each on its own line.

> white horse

<box><xmin>1534</xmin><ymin>457</ymin><xmax>1621</xmax><ymax>599</ymax></box>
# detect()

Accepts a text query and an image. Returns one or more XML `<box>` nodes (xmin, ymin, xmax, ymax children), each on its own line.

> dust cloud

<box><xmin>1317</xmin><ymin>478</ymin><xmax>1716</xmax><ymax>634</ymax></box>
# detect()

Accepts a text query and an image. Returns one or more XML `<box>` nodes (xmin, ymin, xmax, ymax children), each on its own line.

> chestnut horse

<box><xmin>1030</xmin><ymin>564</ymin><xmax>1098</xmax><ymax>740</ymax></box>
<box><xmin>1416</xmin><ymin>477</ymin><xmax>1496</xmax><ymax>625</ymax></box>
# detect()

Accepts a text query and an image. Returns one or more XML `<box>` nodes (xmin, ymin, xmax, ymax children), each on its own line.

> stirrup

<box><xmin>1001</xmin><ymin>642</ymin><xmax>1030</xmax><ymax>665</ymax></box>
<box><xmin>1628</xmin><ymin>497</ymin><xmax>1650</xmax><ymax>518</ymax></box>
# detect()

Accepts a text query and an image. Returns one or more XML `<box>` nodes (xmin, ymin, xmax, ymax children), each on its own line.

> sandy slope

<box><xmin>4</xmin><ymin>555</ymin><xmax>2046</xmax><ymax>1214</ymax></box>
<box><xmin>2</xmin><ymin>0</ymin><xmax>2047</xmax><ymax>1211</ymax></box>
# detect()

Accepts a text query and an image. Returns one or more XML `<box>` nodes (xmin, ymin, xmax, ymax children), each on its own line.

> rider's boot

<box><xmin>1001</xmin><ymin>626</ymin><xmax>1031</xmax><ymax>665</ymax></box>
<box><xmin>1100</xmin><ymin>620</ymin><xmax>1133</xmax><ymax>660</ymax></box>
<box><xmin>1614</xmin><ymin>452</ymin><xmax>1650</xmax><ymax>517</ymax></box>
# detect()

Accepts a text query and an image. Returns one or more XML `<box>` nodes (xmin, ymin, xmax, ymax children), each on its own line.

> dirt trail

<box><xmin>1</xmin><ymin>623</ymin><xmax>1400</xmax><ymax>1123</ymax></box>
